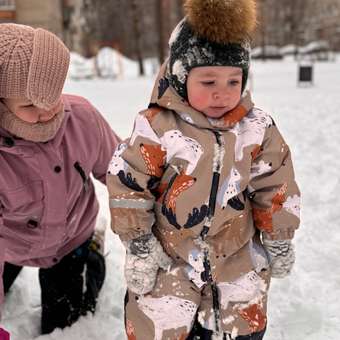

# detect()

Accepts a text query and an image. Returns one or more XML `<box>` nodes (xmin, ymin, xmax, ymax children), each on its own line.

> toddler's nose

<box><xmin>213</xmin><ymin>91</ymin><xmax>227</xmax><ymax>101</ymax></box>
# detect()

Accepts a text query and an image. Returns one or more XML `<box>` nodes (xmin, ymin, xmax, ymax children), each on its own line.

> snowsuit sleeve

<box><xmin>248</xmin><ymin>123</ymin><xmax>301</xmax><ymax>240</ymax></box>
<box><xmin>106</xmin><ymin>111</ymin><xmax>166</xmax><ymax>241</ymax></box>
<box><xmin>90</xmin><ymin>106</ymin><xmax>121</xmax><ymax>185</ymax></box>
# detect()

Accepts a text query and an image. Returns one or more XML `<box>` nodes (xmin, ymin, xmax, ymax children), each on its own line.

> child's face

<box><xmin>186</xmin><ymin>66</ymin><xmax>242</xmax><ymax>118</ymax></box>
<box><xmin>2</xmin><ymin>97</ymin><xmax>62</xmax><ymax>123</ymax></box>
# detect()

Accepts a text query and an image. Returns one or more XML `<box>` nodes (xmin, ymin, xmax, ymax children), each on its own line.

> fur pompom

<box><xmin>184</xmin><ymin>0</ymin><xmax>257</xmax><ymax>44</ymax></box>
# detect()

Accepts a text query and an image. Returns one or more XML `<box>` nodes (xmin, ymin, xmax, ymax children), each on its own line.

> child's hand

<box><xmin>263</xmin><ymin>238</ymin><xmax>295</xmax><ymax>278</ymax></box>
<box><xmin>124</xmin><ymin>233</ymin><xmax>172</xmax><ymax>295</ymax></box>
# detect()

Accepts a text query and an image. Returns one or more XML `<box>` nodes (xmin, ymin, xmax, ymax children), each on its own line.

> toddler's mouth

<box><xmin>210</xmin><ymin>106</ymin><xmax>228</xmax><ymax>112</ymax></box>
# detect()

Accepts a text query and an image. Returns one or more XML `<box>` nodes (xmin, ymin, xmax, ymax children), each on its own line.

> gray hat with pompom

<box><xmin>167</xmin><ymin>0</ymin><xmax>257</xmax><ymax>99</ymax></box>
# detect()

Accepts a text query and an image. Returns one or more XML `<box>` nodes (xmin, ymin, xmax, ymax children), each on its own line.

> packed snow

<box><xmin>1</xmin><ymin>56</ymin><xmax>340</xmax><ymax>340</ymax></box>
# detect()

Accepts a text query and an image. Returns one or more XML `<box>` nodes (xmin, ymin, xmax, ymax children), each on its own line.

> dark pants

<box><xmin>3</xmin><ymin>237</ymin><xmax>105</xmax><ymax>335</ymax></box>
<box><xmin>186</xmin><ymin>317</ymin><xmax>266</xmax><ymax>340</ymax></box>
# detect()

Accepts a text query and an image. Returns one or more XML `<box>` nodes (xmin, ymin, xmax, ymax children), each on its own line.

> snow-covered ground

<box><xmin>2</xmin><ymin>57</ymin><xmax>340</xmax><ymax>340</ymax></box>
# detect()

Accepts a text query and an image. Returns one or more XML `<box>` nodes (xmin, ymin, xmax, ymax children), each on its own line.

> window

<box><xmin>0</xmin><ymin>0</ymin><xmax>15</xmax><ymax>10</ymax></box>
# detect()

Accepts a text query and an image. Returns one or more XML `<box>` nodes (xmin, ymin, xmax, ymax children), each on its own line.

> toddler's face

<box><xmin>186</xmin><ymin>66</ymin><xmax>242</xmax><ymax>118</ymax></box>
<box><xmin>2</xmin><ymin>97</ymin><xmax>62</xmax><ymax>123</ymax></box>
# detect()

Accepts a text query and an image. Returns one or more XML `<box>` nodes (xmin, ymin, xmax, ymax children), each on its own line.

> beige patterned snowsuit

<box><xmin>107</xmin><ymin>63</ymin><xmax>300</xmax><ymax>339</ymax></box>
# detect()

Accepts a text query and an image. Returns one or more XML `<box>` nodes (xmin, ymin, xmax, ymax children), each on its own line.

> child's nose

<box><xmin>38</xmin><ymin>108</ymin><xmax>55</xmax><ymax>122</ymax></box>
<box><xmin>213</xmin><ymin>92</ymin><xmax>220</xmax><ymax>100</ymax></box>
<box><xmin>213</xmin><ymin>89</ymin><xmax>227</xmax><ymax>100</ymax></box>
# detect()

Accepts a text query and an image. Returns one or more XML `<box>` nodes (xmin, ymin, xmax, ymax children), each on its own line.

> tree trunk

<box><xmin>259</xmin><ymin>0</ymin><xmax>267</xmax><ymax>61</ymax></box>
<box><xmin>156</xmin><ymin>0</ymin><xmax>165</xmax><ymax>64</ymax></box>
<box><xmin>174</xmin><ymin>0</ymin><xmax>184</xmax><ymax>22</ymax></box>
<box><xmin>130</xmin><ymin>0</ymin><xmax>145</xmax><ymax>76</ymax></box>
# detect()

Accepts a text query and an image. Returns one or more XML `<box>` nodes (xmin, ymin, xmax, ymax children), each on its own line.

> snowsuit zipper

<box><xmin>197</xmin><ymin>130</ymin><xmax>224</xmax><ymax>335</ymax></box>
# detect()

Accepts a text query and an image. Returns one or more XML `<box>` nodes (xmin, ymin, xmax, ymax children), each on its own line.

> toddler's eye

<box><xmin>201</xmin><ymin>81</ymin><xmax>215</xmax><ymax>86</ymax></box>
<box><xmin>229</xmin><ymin>80</ymin><xmax>240</xmax><ymax>86</ymax></box>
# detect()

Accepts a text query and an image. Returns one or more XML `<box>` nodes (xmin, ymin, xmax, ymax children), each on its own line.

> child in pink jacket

<box><xmin>0</xmin><ymin>23</ymin><xmax>120</xmax><ymax>334</ymax></box>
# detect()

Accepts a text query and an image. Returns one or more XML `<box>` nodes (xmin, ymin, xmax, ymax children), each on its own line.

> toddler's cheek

<box><xmin>188</xmin><ymin>92</ymin><xmax>209</xmax><ymax>111</ymax></box>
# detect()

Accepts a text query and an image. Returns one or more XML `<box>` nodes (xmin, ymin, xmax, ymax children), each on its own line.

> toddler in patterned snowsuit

<box><xmin>107</xmin><ymin>1</ymin><xmax>301</xmax><ymax>339</ymax></box>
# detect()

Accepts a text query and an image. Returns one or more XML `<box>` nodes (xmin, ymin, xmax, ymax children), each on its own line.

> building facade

<box><xmin>0</xmin><ymin>0</ymin><xmax>15</xmax><ymax>21</ymax></box>
<box><xmin>0</xmin><ymin>0</ymin><xmax>64</xmax><ymax>39</ymax></box>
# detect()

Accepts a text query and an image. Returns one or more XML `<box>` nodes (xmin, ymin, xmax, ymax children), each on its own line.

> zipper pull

<box><xmin>74</xmin><ymin>161</ymin><xmax>89</xmax><ymax>191</ymax></box>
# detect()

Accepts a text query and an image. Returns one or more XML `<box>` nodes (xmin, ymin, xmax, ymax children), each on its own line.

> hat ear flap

<box><xmin>27</xmin><ymin>29</ymin><xmax>70</xmax><ymax>110</ymax></box>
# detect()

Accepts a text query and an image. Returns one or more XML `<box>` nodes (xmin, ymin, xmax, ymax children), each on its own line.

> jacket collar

<box><xmin>149</xmin><ymin>61</ymin><xmax>254</xmax><ymax>130</ymax></box>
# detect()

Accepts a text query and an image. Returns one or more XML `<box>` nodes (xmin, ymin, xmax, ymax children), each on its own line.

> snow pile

<box><xmin>69</xmin><ymin>48</ymin><xmax>159</xmax><ymax>80</ymax></box>
<box><xmin>68</xmin><ymin>52</ymin><xmax>96</xmax><ymax>80</ymax></box>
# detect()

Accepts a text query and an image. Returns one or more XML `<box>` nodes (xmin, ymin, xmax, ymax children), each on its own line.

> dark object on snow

<box><xmin>298</xmin><ymin>64</ymin><xmax>313</xmax><ymax>86</ymax></box>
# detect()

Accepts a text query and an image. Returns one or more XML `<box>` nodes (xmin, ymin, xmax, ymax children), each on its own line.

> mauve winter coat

<box><xmin>0</xmin><ymin>94</ymin><xmax>120</xmax><ymax>309</ymax></box>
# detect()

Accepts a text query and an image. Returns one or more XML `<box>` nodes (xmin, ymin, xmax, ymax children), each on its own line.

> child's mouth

<box><xmin>210</xmin><ymin>106</ymin><xmax>228</xmax><ymax>112</ymax></box>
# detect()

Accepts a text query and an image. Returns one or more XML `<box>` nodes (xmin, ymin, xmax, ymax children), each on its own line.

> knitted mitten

<box><xmin>263</xmin><ymin>238</ymin><xmax>295</xmax><ymax>278</ymax></box>
<box><xmin>124</xmin><ymin>233</ymin><xmax>172</xmax><ymax>295</ymax></box>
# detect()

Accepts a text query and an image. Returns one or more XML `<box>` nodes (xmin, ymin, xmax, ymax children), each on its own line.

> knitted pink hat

<box><xmin>0</xmin><ymin>23</ymin><xmax>70</xmax><ymax>110</ymax></box>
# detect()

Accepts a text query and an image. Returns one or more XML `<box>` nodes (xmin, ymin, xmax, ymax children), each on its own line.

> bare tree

<box><xmin>285</xmin><ymin>0</ymin><xmax>307</xmax><ymax>55</ymax></box>
<box><xmin>64</xmin><ymin>0</ymin><xmax>187</xmax><ymax>63</ymax></box>
<box><xmin>257</xmin><ymin>0</ymin><xmax>267</xmax><ymax>60</ymax></box>
<box><xmin>174</xmin><ymin>0</ymin><xmax>184</xmax><ymax>23</ymax></box>
<box><xmin>130</xmin><ymin>0</ymin><xmax>145</xmax><ymax>76</ymax></box>
<box><xmin>156</xmin><ymin>0</ymin><xmax>166</xmax><ymax>64</ymax></box>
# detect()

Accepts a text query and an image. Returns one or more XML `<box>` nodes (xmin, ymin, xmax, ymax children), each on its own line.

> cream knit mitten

<box><xmin>263</xmin><ymin>238</ymin><xmax>295</xmax><ymax>278</ymax></box>
<box><xmin>124</xmin><ymin>233</ymin><xmax>172</xmax><ymax>295</ymax></box>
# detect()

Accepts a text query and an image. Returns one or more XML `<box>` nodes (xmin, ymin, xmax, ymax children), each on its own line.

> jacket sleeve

<box><xmin>91</xmin><ymin>106</ymin><xmax>121</xmax><ymax>185</ymax></box>
<box><xmin>106</xmin><ymin>111</ymin><xmax>166</xmax><ymax>241</ymax></box>
<box><xmin>0</xmin><ymin>220</ymin><xmax>5</xmax><ymax>317</ymax></box>
<box><xmin>248</xmin><ymin>123</ymin><xmax>301</xmax><ymax>240</ymax></box>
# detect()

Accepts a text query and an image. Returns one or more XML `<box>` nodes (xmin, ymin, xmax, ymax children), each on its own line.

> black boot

<box><xmin>39</xmin><ymin>236</ymin><xmax>106</xmax><ymax>334</ymax></box>
<box><xmin>81</xmin><ymin>238</ymin><xmax>106</xmax><ymax>315</ymax></box>
<box><xmin>234</xmin><ymin>327</ymin><xmax>266</xmax><ymax>340</ymax></box>
<box><xmin>187</xmin><ymin>317</ymin><xmax>266</xmax><ymax>340</ymax></box>
<box><xmin>39</xmin><ymin>248</ymin><xmax>86</xmax><ymax>334</ymax></box>
<box><xmin>3</xmin><ymin>262</ymin><xmax>23</xmax><ymax>294</ymax></box>
<box><xmin>186</xmin><ymin>318</ymin><xmax>213</xmax><ymax>340</ymax></box>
